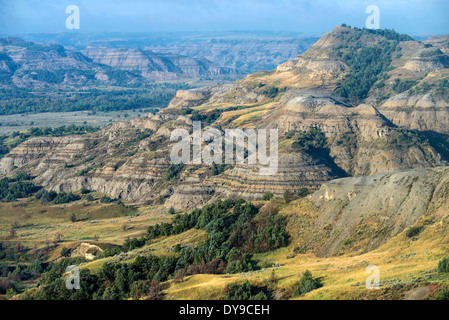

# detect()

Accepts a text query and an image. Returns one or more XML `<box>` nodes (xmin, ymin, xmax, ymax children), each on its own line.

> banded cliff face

<box><xmin>1</xmin><ymin>27</ymin><xmax>449</xmax><ymax>210</ymax></box>
<box><xmin>83</xmin><ymin>47</ymin><xmax>239</xmax><ymax>81</ymax></box>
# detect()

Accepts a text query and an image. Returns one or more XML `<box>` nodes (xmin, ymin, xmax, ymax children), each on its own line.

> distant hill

<box><xmin>16</xmin><ymin>31</ymin><xmax>321</xmax><ymax>74</ymax></box>
<box><xmin>0</xmin><ymin>37</ymin><xmax>239</xmax><ymax>89</ymax></box>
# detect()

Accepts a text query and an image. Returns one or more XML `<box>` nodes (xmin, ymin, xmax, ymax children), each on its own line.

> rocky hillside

<box><xmin>1</xmin><ymin>26</ymin><xmax>449</xmax><ymax>210</ymax></box>
<box><xmin>20</xmin><ymin>31</ymin><xmax>320</xmax><ymax>74</ymax></box>
<box><xmin>83</xmin><ymin>47</ymin><xmax>239</xmax><ymax>81</ymax></box>
<box><xmin>301</xmin><ymin>166</ymin><xmax>449</xmax><ymax>256</ymax></box>
<box><xmin>0</xmin><ymin>37</ymin><xmax>239</xmax><ymax>88</ymax></box>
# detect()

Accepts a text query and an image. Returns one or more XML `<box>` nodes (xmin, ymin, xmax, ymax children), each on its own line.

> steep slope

<box><xmin>1</xmin><ymin>26</ymin><xmax>448</xmax><ymax>210</ymax></box>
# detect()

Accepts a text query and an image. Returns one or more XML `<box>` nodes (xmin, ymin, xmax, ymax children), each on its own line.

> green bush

<box><xmin>435</xmin><ymin>289</ymin><xmax>449</xmax><ymax>300</ymax></box>
<box><xmin>437</xmin><ymin>256</ymin><xmax>449</xmax><ymax>273</ymax></box>
<box><xmin>296</xmin><ymin>187</ymin><xmax>309</xmax><ymax>198</ymax></box>
<box><xmin>292</xmin><ymin>128</ymin><xmax>327</xmax><ymax>152</ymax></box>
<box><xmin>165</xmin><ymin>164</ymin><xmax>184</xmax><ymax>182</ymax></box>
<box><xmin>405</xmin><ymin>226</ymin><xmax>422</xmax><ymax>238</ymax></box>
<box><xmin>224</xmin><ymin>281</ymin><xmax>269</xmax><ymax>300</ymax></box>
<box><xmin>292</xmin><ymin>270</ymin><xmax>322</xmax><ymax>296</ymax></box>
<box><xmin>53</xmin><ymin>192</ymin><xmax>80</xmax><ymax>204</ymax></box>
<box><xmin>262</xmin><ymin>192</ymin><xmax>274</xmax><ymax>201</ymax></box>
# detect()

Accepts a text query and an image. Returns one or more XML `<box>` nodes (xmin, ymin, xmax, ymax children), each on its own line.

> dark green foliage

<box><xmin>405</xmin><ymin>226</ymin><xmax>422</xmax><ymax>238</ymax></box>
<box><xmin>292</xmin><ymin>128</ymin><xmax>327</xmax><ymax>152</ymax></box>
<box><xmin>392</xmin><ymin>79</ymin><xmax>417</xmax><ymax>93</ymax></box>
<box><xmin>296</xmin><ymin>187</ymin><xmax>309</xmax><ymax>198</ymax></box>
<box><xmin>168</xmin><ymin>207</ymin><xmax>176</xmax><ymax>215</ymax></box>
<box><xmin>165</xmin><ymin>164</ymin><xmax>184</xmax><ymax>182</ymax></box>
<box><xmin>0</xmin><ymin>174</ymin><xmax>38</xmax><ymax>202</ymax></box>
<box><xmin>437</xmin><ymin>256</ymin><xmax>449</xmax><ymax>273</ymax></box>
<box><xmin>262</xmin><ymin>192</ymin><xmax>273</xmax><ymax>201</ymax></box>
<box><xmin>100</xmin><ymin>195</ymin><xmax>116</xmax><ymax>204</ymax></box>
<box><xmin>211</xmin><ymin>163</ymin><xmax>228</xmax><ymax>176</ymax></box>
<box><xmin>332</xmin><ymin>27</ymin><xmax>413</xmax><ymax>101</ymax></box>
<box><xmin>80</xmin><ymin>187</ymin><xmax>90</xmax><ymax>194</ymax></box>
<box><xmin>292</xmin><ymin>270</ymin><xmax>322</xmax><ymax>296</ymax></box>
<box><xmin>224</xmin><ymin>281</ymin><xmax>269</xmax><ymax>300</ymax></box>
<box><xmin>435</xmin><ymin>289</ymin><xmax>449</xmax><ymax>300</ymax></box>
<box><xmin>387</xmin><ymin>128</ymin><xmax>428</xmax><ymax>150</ymax></box>
<box><xmin>436</xmin><ymin>79</ymin><xmax>449</xmax><ymax>96</ymax></box>
<box><xmin>30</xmin><ymin>199</ymin><xmax>289</xmax><ymax>300</ymax></box>
<box><xmin>262</xmin><ymin>85</ymin><xmax>279</xmax><ymax>98</ymax></box>
<box><xmin>0</xmin><ymin>84</ymin><xmax>188</xmax><ymax>115</ymax></box>
<box><xmin>35</xmin><ymin>189</ymin><xmax>57</xmax><ymax>202</ymax></box>
<box><xmin>53</xmin><ymin>192</ymin><xmax>80</xmax><ymax>204</ymax></box>
<box><xmin>28</xmin><ymin>125</ymin><xmax>101</xmax><ymax>137</ymax></box>
<box><xmin>60</xmin><ymin>247</ymin><xmax>71</xmax><ymax>257</ymax></box>
<box><xmin>283</xmin><ymin>190</ymin><xmax>292</xmax><ymax>204</ymax></box>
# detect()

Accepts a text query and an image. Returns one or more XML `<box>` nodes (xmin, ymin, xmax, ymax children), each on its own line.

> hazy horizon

<box><xmin>0</xmin><ymin>0</ymin><xmax>448</xmax><ymax>37</ymax></box>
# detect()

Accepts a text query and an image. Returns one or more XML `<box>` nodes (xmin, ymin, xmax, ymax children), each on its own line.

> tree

<box><xmin>283</xmin><ymin>190</ymin><xmax>292</xmax><ymax>204</ymax></box>
<box><xmin>296</xmin><ymin>187</ymin><xmax>309</xmax><ymax>198</ymax></box>
<box><xmin>70</xmin><ymin>212</ymin><xmax>77</xmax><ymax>222</ymax></box>
<box><xmin>60</xmin><ymin>247</ymin><xmax>71</xmax><ymax>257</ymax></box>
<box><xmin>9</xmin><ymin>224</ymin><xmax>15</xmax><ymax>237</ymax></box>
<box><xmin>168</xmin><ymin>207</ymin><xmax>176</xmax><ymax>215</ymax></box>
<box><xmin>262</xmin><ymin>192</ymin><xmax>273</xmax><ymax>201</ymax></box>
<box><xmin>292</xmin><ymin>270</ymin><xmax>322</xmax><ymax>296</ymax></box>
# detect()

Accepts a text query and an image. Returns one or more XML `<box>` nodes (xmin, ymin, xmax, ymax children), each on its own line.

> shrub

<box><xmin>100</xmin><ymin>195</ymin><xmax>115</xmax><ymax>203</ymax></box>
<box><xmin>283</xmin><ymin>190</ymin><xmax>292</xmax><ymax>204</ymax></box>
<box><xmin>60</xmin><ymin>247</ymin><xmax>71</xmax><ymax>257</ymax></box>
<box><xmin>296</xmin><ymin>187</ymin><xmax>309</xmax><ymax>198</ymax></box>
<box><xmin>262</xmin><ymin>192</ymin><xmax>273</xmax><ymax>201</ymax></box>
<box><xmin>224</xmin><ymin>281</ymin><xmax>269</xmax><ymax>300</ymax></box>
<box><xmin>406</xmin><ymin>226</ymin><xmax>422</xmax><ymax>238</ymax></box>
<box><xmin>435</xmin><ymin>289</ymin><xmax>449</xmax><ymax>300</ymax></box>
<box><xmin>165</xmin><ymin>164</ymin><xmax>184</xmax><ymax>182</ymax></box>
<box><xmin>53</xmin><ymin>192</ymin><xmax>80</xmax><ymax>204</ymax></box>
<box><xmin>292</xmin><ymin>270</ymin><xmax>322</xmax><ymax>296</ymax></box>
<box><xmin>437</xmin><ymin>256</ymin><xmax>449</xmax><ymax>273</ymax></box>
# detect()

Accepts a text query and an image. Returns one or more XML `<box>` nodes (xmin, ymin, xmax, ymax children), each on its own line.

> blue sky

<box><xmin>0</xmin><ymin>0</ymin><xmax>448</xmax><ymax>35</ymax></box>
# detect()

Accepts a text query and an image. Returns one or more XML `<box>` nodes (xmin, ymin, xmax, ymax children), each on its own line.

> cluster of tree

<box><xmin>392</xmin><ymin>79</ymin><xmax>417</xmax><ymax>94</ymax></box>
<box><xmin>224</xmin><ymin>281</ymin><xmax>270</xmax><ymax>300</ymax></box>
<box><xmin>165</xmin><ymin>164</ymin><xmax>184</xmax><ymax>182</ymax></box>
<box><xmin>387</xmin><ymin>128</ymin><xmax>428</xmax><ymax>150</ymax></box>
<box><xmin>0</xmin><ymin>84</ymin><xmax>188</xmax><ymax>115</ymax></box>
<box><xmin>292</xmin><ymin>270</ymin><xmax>322</xmax><ymax>296</ymax></box>
<box><xmin>291</xmin><ymin>128</ymin><xmax>327</xmax><ymax>152</ymax></box>
<box><xmin>0</xmin><ymin>173</ymin><xmax>38</xmax><ymax>202</ymax></box>
<box><xmin>28</xmin><ymin>125</ymin><xmax>100</xmax><ymax>137</ymax></box>
<box><xmin>339</xmin><ymin>25</ymin><xmax>414</xmax><ymax>42</ymax></box>
<box><xmin>334</xmin><ymin>40</ymin><xmax>399</xmax><ymax>101</ymax></box>
<box><xmin>211</xmin><ymin>163</ymin><xmax>228</xmax><ymax>176</ymax></box>
<box><xmin>30</xmin><ymin>199</ymin><xmax>290</xmax><ymax>300</ymax></box>
<box><xmin>35</xmin><ymin>189</ymin><xmax>80</xmax><ymax>205</ymax></box>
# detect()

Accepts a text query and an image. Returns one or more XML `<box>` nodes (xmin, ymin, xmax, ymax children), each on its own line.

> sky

<box><xmin>0</xmin><ymin>0</ymin><xmax>448</xmax><ymax>36</ymax></box>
